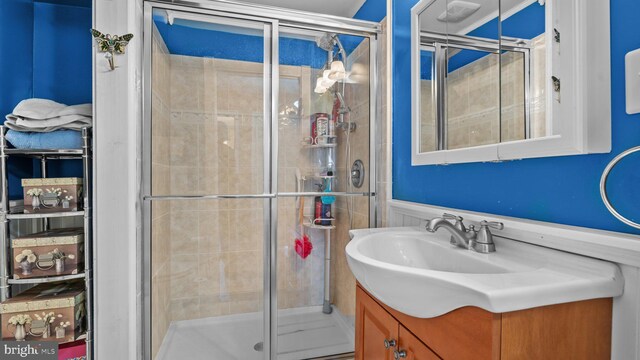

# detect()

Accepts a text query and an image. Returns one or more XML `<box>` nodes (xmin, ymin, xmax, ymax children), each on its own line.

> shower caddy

<box><xmin>0</xmin><ymin>126</ymin><xmax>93</xmax><ymax>358</ymax></box>
<box><xmin>302</xmin><ymin>129</ymin><xmax>337</xmax><ymax>315</ymax></box>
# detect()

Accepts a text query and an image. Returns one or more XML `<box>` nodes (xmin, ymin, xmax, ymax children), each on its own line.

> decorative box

<box><xmin>0</xmin><ymin>281</ymin><xmax>85</xmax><ymax>344</ymax></box>
<box><xmin>22</xmin><ymin>177</ymin><xmax>83</xmax><ymax>213</ymax></box>
<box><xmin>12</xmin><ymin>228</ymin><xmax>84</xmax><ymax>279</ymax></box>
<box><xmin>59</xmin><ymin>339</ymin><xmax>87</xmax><ymax>360</ymax></box>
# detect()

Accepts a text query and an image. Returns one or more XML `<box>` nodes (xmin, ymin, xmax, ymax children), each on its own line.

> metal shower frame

<box><xmin>141</xmin><ymin>1</ymin><xmax>381</xmax><ymax>359</ymax></box>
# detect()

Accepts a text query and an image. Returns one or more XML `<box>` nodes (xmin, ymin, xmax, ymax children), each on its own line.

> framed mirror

<box><xmin>411</xmin><ymin>0</ymin><xmax>612</xmax><ymax>165</ymax></box>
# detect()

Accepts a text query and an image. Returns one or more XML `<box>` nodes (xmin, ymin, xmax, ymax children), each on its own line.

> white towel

<box><xmin>5</xmin><ymin>99</ymin><xmax>92</xmax><ymax>132</ymax></box>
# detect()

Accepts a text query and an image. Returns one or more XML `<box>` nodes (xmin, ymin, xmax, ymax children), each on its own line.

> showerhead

<box><xmin>316</xmin><ymin>33</ymin><xmax>337</xmax><ymax>52</ymax></box>
<box><xmin>316</xmin><ymin>33</ymin><xmax>347</xmax><ymax>60</ymax></box>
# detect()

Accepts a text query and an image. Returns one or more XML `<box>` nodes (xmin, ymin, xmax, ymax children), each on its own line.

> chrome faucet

<box><xmin>425</xmin><ymin>213</ymin><xmax>503</xmax><ymax>253</ymax></box>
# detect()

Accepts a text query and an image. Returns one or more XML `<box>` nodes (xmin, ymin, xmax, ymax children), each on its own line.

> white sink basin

<box><xmin>346</xmin><ymin>227</ymin><xmax>624</xmax><ymax>318</ymax></box>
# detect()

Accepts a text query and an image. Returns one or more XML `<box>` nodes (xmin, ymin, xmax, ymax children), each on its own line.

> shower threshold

<box><xmin>156</xmin><ymin>305</ymin><xmax>355</xmax><ymax>360</ymax></box>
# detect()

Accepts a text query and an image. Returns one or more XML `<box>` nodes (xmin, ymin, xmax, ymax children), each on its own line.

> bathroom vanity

<box><xmin>347</xmin><ymin>226</ymin><xmax>624</xmax><ymax>359</ymax></box>
<box><xmin>355</xmin><ymin>284</ymin><xmax>612</xmax><ymax>360</ymax></box>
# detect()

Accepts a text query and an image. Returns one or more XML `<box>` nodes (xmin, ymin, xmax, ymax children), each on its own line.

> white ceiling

<box><xmin>238</xmin><ymin>0</ymin><xmax>367</xmax><ymax>18</ymax></box>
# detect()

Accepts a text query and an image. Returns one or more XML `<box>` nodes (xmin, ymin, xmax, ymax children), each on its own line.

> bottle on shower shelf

<box><xmin>328</xmin><ymin>115</ymin><xmax>336</xmax><ymax>139</ymax></box>
<box><xmin>314</xmin><ymin>196</ymin><xmax>323</xmax><ymax>225</ymax></box>
<box><xmin>321</xmin><ymin>203</ymin><xmax>332</xmax><ymax>226</ymax></box>
<box><xmin>311</xmin><ymin>113</ymin><xmax>330</xmax><ymax>145</ymax></box>
<box><xmin>314</xmin><ymin>184</ymin><xmax>323</xmax><ymax>226</ymax></box>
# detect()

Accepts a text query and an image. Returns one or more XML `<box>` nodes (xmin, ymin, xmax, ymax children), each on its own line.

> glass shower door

<box><xmin>274</xmin><ymin>27</ymin><xmax>373</xmax><ymax>359</ymax></box>
<box><xmin>145</xmin><ymin>7</ymin><xmax>274</xmax><ymax>360</ymax></box>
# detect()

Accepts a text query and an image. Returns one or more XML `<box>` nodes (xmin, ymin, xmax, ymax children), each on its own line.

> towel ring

<box><xmin>600</xmin><ymin>146</ymin><xmax>640</xmax><ymax>230</ymax></box>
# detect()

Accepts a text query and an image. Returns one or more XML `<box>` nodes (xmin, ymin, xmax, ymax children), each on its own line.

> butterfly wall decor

<box><xmin>91</xmin><ymin>29</ymin><xmax>134</xmax><ymax>71</ymax></box>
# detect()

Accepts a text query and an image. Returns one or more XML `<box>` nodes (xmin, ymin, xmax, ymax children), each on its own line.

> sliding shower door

<box><xmin>274</xmin><ymin>28</ymin><xmax>373</xmax><ymax>359</ymax></box>
<box><xmin>144</xmin><ymin>6</ymin><xmax>275</xmax><ymax>360</ymax></box>
<box><xmin>143</xmin><ymin>3</ymin><xmax>379</xmax><ymax>360</ymax></box>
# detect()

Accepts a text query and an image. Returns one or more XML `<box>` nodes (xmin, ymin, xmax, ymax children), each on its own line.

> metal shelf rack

<box><xmin>301</xmin><ymin>136</ymin><xmax>336</xmax><ymax>315</ymax></box>
<box><xmin>0</xmin><ymin>126</ymin><xmax>93</xmax><ymax>359</ymax></box>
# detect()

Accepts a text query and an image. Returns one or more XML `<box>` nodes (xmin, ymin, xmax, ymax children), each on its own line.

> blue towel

<box><xmin>5</xmin><ymin>130</ymin><xmax>82</xmax><ymax>149</ymax></box>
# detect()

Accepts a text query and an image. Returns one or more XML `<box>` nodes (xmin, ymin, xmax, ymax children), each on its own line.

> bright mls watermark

<box><xmin>1</xmin><ymin>341</ymin><xmax>57</xmax><ymax>359</ymax></box>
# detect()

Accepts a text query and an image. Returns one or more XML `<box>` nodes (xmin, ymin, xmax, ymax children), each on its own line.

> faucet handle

<box><xmin>443</xmin><ymin>213</ymin><xmax>463</xmax><ymax>222</ymax></box>
<box><xmin>443</xmin><ymin>213</ymin><xmax>466</xmax><ymax>231</ymax></box>
<box><xmin>480</xmin><ymin>220</ymin><xmax>504</xmax><ymax>230</ymax></box>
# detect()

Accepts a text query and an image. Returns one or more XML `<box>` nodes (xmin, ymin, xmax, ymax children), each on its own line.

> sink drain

<box><xmin>254</xmin><ymin>342</ymin><xmax>263</xmax><ymax>352</ymax></box>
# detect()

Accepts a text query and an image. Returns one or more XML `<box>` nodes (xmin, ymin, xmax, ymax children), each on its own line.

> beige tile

<box><xmin>198</xmin><ymin>166</ymin><xmax>228</xmax><ymax>195</ymax></box>
<box><xmin>199</xmin><ymin>296</ymin><xmax>230</xmax><ymax>318</ymax></box>
<box><xmin>170</xmin><ymin>210</ymin><xmax>199</xmax><ymax>255</ymax></box>
<box><xmin>169</xmin><ymin>255</ymin><xmax>199</xmax><ymax>299</ymax></box>
<box><xmin>169</xmin><ymin>123</ymin><xmax>199</xmax><ymax>167</ymax></box>
<box><xmin>169</xmin><ymin>166</ymin><xmax>199</xmax><ymax>195</ymax></box>
<box><xmin>151</xmin><ymin>164</ymin><xmax>170</xmax><ymax>196</ymax></box>
<box><xmin>170</xmin><ymin>297</ymin><xmax>200</xmax><ymax>321</ymax></box>
<box><xmin>227</xmin><ymin>291</ymin><xmax>263</xmax><ymax>315</ymax></box>
<box><xmin>171</xmin><ymin>59</ymin><xmax>204</xmax><ymax>112</ymax></box>
<box><xmin>228</xmin><ymin>209</ymin><xmax>262</xmax><ymax>251</ymax></box>
<box><xmin>228</xmin><ymin>167</ymin><xmax>260</xmax><ymax>195</ymax></box>
<box><xmin>198</xmin><ymin>210</ymin><xmax>229</xmax><ymax>254</ymax></box>
<box><xmin>198</xmin><ymin>253</ymin><xmax>225</xmax><ymax>297</ymax></box>
<box><xmin>226</xmin><ymin>251</ymin><xmax>262</xmax><ymax>293</ymax></box>
<box><xmin>152</xmin><ymin>214</ymin><xmax>171</xmax><ymax>269</ymax></box>
<box><xmin>198</xmin><ymin>122</ymin><xmax>229</xmax><ymax>168</ymax></box>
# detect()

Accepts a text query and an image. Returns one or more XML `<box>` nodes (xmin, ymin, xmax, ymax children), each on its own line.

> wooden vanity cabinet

<box><xmin>357</xmin><ymin>289</ymin><xmax>397</xmax><ymax>360</ymax></box>
<box><xmin>355</xmin><ymin>284</ymin><xmax>612</xmax><ymax>360</ymax></box>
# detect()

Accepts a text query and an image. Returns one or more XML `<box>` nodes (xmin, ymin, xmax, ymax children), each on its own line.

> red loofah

<box><xmin>295</xmin><ymin>235</ymin><xmax>313</xmax><ymax>259</ymax></box>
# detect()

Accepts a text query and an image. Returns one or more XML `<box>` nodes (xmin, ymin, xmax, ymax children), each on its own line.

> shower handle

<box><xmin>351</xmin><ymin>160</ymin><xmax>365</xmax><ymax>188</ymax></box>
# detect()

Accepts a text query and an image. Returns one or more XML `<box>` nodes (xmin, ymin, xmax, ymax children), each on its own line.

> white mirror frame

<box><xmin>411</xmin><ymin>0</ymin><xmax>611</xmax><ymax>166</ymax></box>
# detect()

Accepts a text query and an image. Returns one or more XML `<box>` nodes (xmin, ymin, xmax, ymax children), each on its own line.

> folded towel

<box><xmin>5</xmin><ymin>99</ymin><xmax>92</xmax><ymax>132</ymax></box>
<box><xmin>6</xmin><ymin>114</ymin><xmax>91</xmax><ymax>131</ymax></box>
<box><xmin>5</xmin><ymin>130</ymin><xmax>83</xmax><ymax>149</ymax></box>
<box><xmin>4</xmin><ymin>117</ymin><xmax>91</xmax><ymax>132</ymax></box>
<box><xmin>10</xmin><ymin>99</ymin><xmax>92</xmax><ymax>120</ymax></box>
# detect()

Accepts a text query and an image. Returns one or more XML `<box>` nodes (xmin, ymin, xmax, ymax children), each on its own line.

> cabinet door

<box><xmin>397</xmin><ymin>326</ymin><xmax>441</xmax><ymax>360</ymax></box>
<box><xmin>356</xmin><ymin>286</ymin><xmax>398</xmax><ymax>360</ymax></box>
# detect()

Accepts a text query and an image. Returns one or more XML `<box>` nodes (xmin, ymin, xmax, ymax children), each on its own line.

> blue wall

<box><xmin>33</xmin><ymin>2</ymin><xmax>92</xmax><ymax>105</ymax></box>
<box><xmin>353</xmin><ymin>0</ymin><xmax>386</xmax><ymax>22</ymax></box>
<box><xmin>0</xmin><ymin>0</ymin><xmax>35</xmax><ymax>198</ymax></box>
<box><xmin>1</xmin><ymin>0</ymin><xmax>91</xmax><ymax>198</ymax></box>
<box><xmin>393</xmin><ymin>0</ymin><xmax>640</xmax><ymax>235</ymax></box>
<box><xmin>33</xmin><ymin>2</ymin><xmax>91</xmax><ymax>181</ymax></box>
<box><xmin>0</xmin><ymin>0</ymin><xmax>34</xmax><ymax>119</ymax></box>
<box><xmin>154</xmin><ymin>0</ymin><xmax>386</xmax><ymax>65</ymax></box>
<box><xmin>154</xmin><ymin>20</ymin><xmax>328</xmax><ymax>69</ymax></box>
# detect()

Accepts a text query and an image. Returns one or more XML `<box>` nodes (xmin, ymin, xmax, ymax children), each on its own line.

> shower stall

<box><xmin>141</xmin><ymin>1</ymin><xmax>380</xmax><ymax>359</ymax></box>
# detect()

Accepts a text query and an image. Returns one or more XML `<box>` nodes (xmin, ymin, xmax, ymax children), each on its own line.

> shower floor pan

<box><xmin>156</xmin><ymin>306</ymin><xmax>354</xmax><ymax>360</ymax></box>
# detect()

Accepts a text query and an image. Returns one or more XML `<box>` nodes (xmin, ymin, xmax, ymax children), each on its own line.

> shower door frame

<box><xmin>141</xmin><ymin>1</ymin><xmax>381</xmax><ymax>359</ymax></box>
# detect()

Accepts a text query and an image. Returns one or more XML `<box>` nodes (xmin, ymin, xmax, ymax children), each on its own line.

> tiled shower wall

<box><xmin>150</xmin><ymin>24</ymin><xmax>172</xmax><ymax>359</ymax></box>
<box><xmin>153</xmin><ymin>51</ymin><xmax>337</xmax><ymax>327</ymax></box>
<box><xmin>420</xmin><ymin>34</ymin><xmax>546</xmax><ymax>151</ymax></box>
